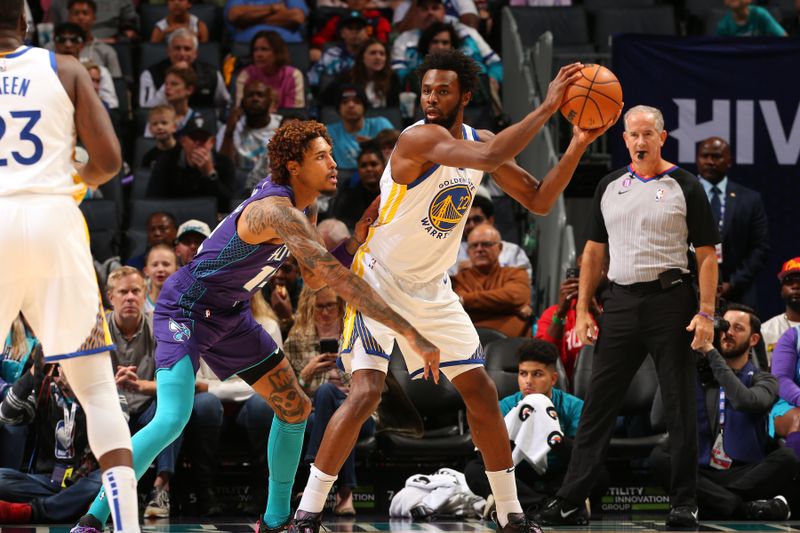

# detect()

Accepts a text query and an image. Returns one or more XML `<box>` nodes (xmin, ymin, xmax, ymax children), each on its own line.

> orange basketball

<box><xmin>560</xmin><ymin>64</ymin><xmax>623</xmax><ymax>130</ymax></box>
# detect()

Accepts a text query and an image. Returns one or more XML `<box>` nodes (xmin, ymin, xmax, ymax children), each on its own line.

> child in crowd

<box><xmin>144</xmin><ymin>67</ymin><xmax>198</xmax><ymax>139</ymax></box>
<box><xmin>143</xmin><ymin>105</ymin><xmax>180</xmax><ymax>168</ymax></box>
<box><xmin>143</xmin><ymin>244</ymin><xmax>179</xmax><ymax>314</ymax></box>
<box><xmin>150</xmin><ymin>0</ymin><xmax>209</xmax><ymax>43</ymax></box>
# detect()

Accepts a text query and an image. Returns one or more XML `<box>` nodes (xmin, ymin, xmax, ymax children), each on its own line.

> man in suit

<box><xmin>696</xmin><ymin>137</ymin><xmax>768</xmax><ymax>311</ymax></box>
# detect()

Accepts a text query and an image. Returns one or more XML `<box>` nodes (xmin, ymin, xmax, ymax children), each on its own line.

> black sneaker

<box><xmin>743</xmin><ymin>495</ymin><xmax>791</xmax><ymax>521</ymax></box>
<box><xmin>256</xmin><ymin>515</ymin><xmax>290</xmax><ymax>533</ymax></box>
<box><xmin>666</xmin><ymin>505</ymin><xmax>699</xmax><ymax>530</ymax></box>
<box><xmin>494</xmin><ymin>512</ymin><xmax>543</xmax><ymax>533</ymax></box>
<box><xmin>70</xmin><ymin>514</ymin><xmax>104</xmax><ymax>533</ymax></box>
<box><xmin>287</xmin><ymin>510</ymin><xmax>322</xmax><ymax>533</ymax></box>
<box><xmin>533</xmin><ymin>497</ymin><xmax>589</xmax><ymax>526</ymax></box>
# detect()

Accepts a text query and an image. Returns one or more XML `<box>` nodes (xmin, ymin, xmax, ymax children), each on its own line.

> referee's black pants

<box><xmin>556</xmin><ymin>280</ymin><xmax>698</xmax><ymax>508</ymax></box>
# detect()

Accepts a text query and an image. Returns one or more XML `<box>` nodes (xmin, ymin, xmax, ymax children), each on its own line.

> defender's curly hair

<box><xmin>415</xmin><ymin>48</ymin><xmax>480</xmax><ymax>96</ymax></box>
<box><xmin>268</xmin><ymin>120</ymin><xmax>333</xmax><ymax>185</ymax></box>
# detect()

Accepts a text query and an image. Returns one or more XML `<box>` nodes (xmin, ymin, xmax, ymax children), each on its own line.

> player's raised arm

<box><xmin>240</xmin><ymin>196</ymin><xmax>441</xmax><ymax>382</ymax></box>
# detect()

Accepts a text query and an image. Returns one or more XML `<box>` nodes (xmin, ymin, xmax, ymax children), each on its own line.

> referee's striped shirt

<box><xmin>586</xmin><ymin>165</ymin><xmax>720</xmax><ymax>285</ymax></box>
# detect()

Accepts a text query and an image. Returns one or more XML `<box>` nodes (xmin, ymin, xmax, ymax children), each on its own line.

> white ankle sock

<box><xmin>486</xmin><ymin>467</ymin><xmax>523</xmax><ymax>527</ymax></box>
<box><xmin>102</xmin><ymin>466</ymin><xmax>140</xmax><ymax>533</ymax></box>
<box><xmin>296</xmin><ymin>464</ymin><xmax>338</xmax><ymax>515</ymax></box>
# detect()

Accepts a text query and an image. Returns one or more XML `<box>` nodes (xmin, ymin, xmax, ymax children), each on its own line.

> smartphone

<box><xmin>319</xmin><ymin>338</ymin><xmax>340</xmax><ymax>354</ymax></box>
<box><xmin>565</xmin><ymin>267</ymin><xmax>580</xmax><ymax>279</ymax></box>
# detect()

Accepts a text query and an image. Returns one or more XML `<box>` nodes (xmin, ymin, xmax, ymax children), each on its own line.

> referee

<box><xmin>535</xmin><ymin>105</ymin><xmax>719</xmax><ymax>529</ymax></box>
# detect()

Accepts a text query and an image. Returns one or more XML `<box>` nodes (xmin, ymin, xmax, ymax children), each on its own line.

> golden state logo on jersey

<box><xmin>420</xmin><ymin>182</ymin><xmax>473</xmax><ymax>239</ymax></box>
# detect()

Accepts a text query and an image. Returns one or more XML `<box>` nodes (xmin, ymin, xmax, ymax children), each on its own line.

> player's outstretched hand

<box><xmin>543</xmin><ymin>62</ymin><xmax>584</xmax><ymax>114</ymax></box>
<box><xmin>573</xmin><ymin>106</ymin><xmax>623</xmax><ymax>146</ymax></box>
<box><xmin>354</xmin><ymin>195</ymin><xmax>380</xmax><ymax>244</ymax></box>
<box><xmin>405</xmin><ymin>330</ymin><xmax>441</xmax><ymax>383</ymax></box>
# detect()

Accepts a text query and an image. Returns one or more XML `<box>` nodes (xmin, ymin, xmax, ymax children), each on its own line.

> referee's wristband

<box><xmin>695</xmin><ymin>311</ymin><xmax>714</xmax><ymax>322</ymax></box>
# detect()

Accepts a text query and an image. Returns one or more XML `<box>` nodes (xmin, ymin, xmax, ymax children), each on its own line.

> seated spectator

<box><xmin>716</xmin><ymin>0</ymin><xmax>787</xmax><ymax>36</ymax></box>
<box><xmin>144</xmin><ymin>66</ymin><xmax>202</xmax><ymax>138</ymax></box>
<box><xmin>651</xmin><ymin>304</ymin><xmax>795</xmax><ymax>520</ymax></box>
<box><xmin>54</xmin><ymin>0</ymin><xmax>122</xmax><ymax>78</ymax></box>
<box><xmin>142</xmin><ymin>105</ymin><xmax>181</xmax><ymax>169</ymax></box>
<box><xmin>308</xmin><ymin>12</ymin><xmax>371</xmax><ymax>89</ymax></box>
<box><xmin>175</xmin><ymin>220</ymin><xmax>212</xmax><ymax>265</ymax></box>
<box><xmin>393</xmin><ymin>0</ymin><xmax>479</xmax><ymax>32</ymax></box>
<box><xmin>310</xmin><ymin>0</ymin><xmax>391</xmax><ymax>62</ymax></box>
<box><xmin>105</xmin><ymin>267</ymin><xmax>182</xmax><ymax>519</ymax></box>
<box><xmin>285</xmin><ymin>286</ymin><xmax>374</xmax><ymax>516</ymax></box>
<box><xmin>53</xmin><ymin>23</ymin><xmax>118</xmax><ymax>110</ymax></box>
<box><xmin>761</xmin><ymin>258</ymin><xmax>800</xmax><ymax>364</ymax></box>
<box><xmin>127</xmin><ymin>211</ymin><xmax>178</xmax><ymax>270</ymax></box>
<box><xmin>0</xmin><ymin>315</ymin><xmax>38</xmax><ymax>470</ymax></box>
<box><xmin>140</xmin><ymin>28</ymin><xmax>230</xmax><ymax>109</ymax></box>
<box><xmin>143</xmin><ymin>244</ymin><xmax>179</xmax><ymax>313</ymax></box>
<box><xmin>375</xmin><ymin>127</ymin><xmax>400</xmax><ymax>161</ymax></box>
<box><xmin>333</xmin><ymin>142</ymin><xmax>383</xmax><ymax>229</ymax></box>
<box><xmin>464</xmin><ymin>340</ymin><xmax>583</xmax><ymax>509</ymax></box>
<box><xmin>263</xmin><ymin>256</ymin><xmax>302</xmax><ymax>337</ymax></box>
<box><xmin>147</xmin><ymin>122</ymin><xmax>236</xmax><ymax>215</ymax></box>
<box><xmin>768</xmin><ymin>322</ymin><xmax>800</xmax><ymax>458</ymax></box>
<box><xmin>50</xmin><ymin>0</ymin><xmax>140</xmax><ymax>42</ymax></box>
<box><xmin>219</xmin><ymin>80</ymin><xmax>281</xmax><ymax>194</ymax></box>
<box><xmin>452</xmin><ymin>223</ymin><xmax>531</xmax><ymax>337</ymax></box>
<box><xmin>225</xmin><ymin>0</ymin><xmax>309</xmax><ymax>44</ymax></box>
<box><xmin>391</xmin><ymin>0</ymin><xmax>500</xmax><ymax>89</ymax></box>
<box><xmin>449</xmin><ymin>195</ymin><xmax>532</xmax><ymax>279</ymax></box>
<box><xmin>0</xmin><ymin>359</ymin><xmax>123</xmax><ymax>524</ymax></box>
<box><xmin>316</xmin><ymin>218</ymin><xmax>351</xmax><ymax>250</ymax></box>
<box><xmin>536</xmin><ymin>256</ymin><xmax>606</xmax><ymax>383</ymax></box>
<box><xmin>319</xmin><ymin>38</ymin><xmax>400</xmax><ymax>108</ymax></box>
<box><xmin>151</xmin><ymin>0</ymin><xmax>210</xmax><ymax>44</ymax></box>
<box><xmin>234</xmin><ymin>30</ymin><xmax>305</xmax><ymax>109</ymax></box>
<box><xmin>326</xmin><ymin>85</ymin><xmax>394</xmax><ymax>170</ymax></box>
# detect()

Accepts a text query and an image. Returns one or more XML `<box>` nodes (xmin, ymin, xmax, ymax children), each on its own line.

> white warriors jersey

<box><xmin>359</xmin><ymin>121</ymin><xmax>484</xmax><ymax>283</ymax></box>
<box><xmin>0</xmin><ymin>46</ymin><xmax>82</xmax><ymax>197</ymax></box>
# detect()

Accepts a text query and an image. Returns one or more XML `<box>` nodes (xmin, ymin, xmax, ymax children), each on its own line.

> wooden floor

<box><xmin>4</xmin><ymin>518</ymin><xmax>800</xmax><ymax>533</ymax></box>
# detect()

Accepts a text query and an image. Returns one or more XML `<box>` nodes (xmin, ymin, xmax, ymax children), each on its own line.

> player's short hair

<box><xmin>415</xmin><ymin>49</ymin><xmax>480</xmax><ymax>96</ymax></box>
<box><xmin>106</xmin><ymin>266</ymin><xmax>145</xmax><ymax>293</ymax></box>
<box><xmin>471</xmin><ymin>194</ymin><xmax>494</xmax><ymax>219</ymax></box>
<box><xmin>624</xmin><ymin>105</ymin><xmax>664</xmax><ymax>133</ymax></box>
<box><xmin>517</xmin><ymin>339</ymin><xmax>559</xmax><ymax>369</ymax></box>
<box><xmin>165</xmin><ymin>65</ymin><xmax>197</xmax><ymax>89</ymax></box>
<box><xmin>68</xmin><ymin>0</ymin><xmax>97</xmax><ymax>13</ymax></box>
<box><xmin>148</xmin><ymin>105</ymin><xmax>177</xmax><ymax>122</ymax></box>
<box><xmin>268</xmin><ymin>120</ymin><xmax>332</xmax><ymax>186</ymax></box>
<box><xmin>0</xmin><ymin>0</ymin><xmax>24</xmax><ymax>30</ymax></box>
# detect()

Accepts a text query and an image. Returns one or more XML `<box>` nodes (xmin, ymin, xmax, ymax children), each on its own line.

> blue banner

<box><xmin>611</xmin><ymin>35</ymin><xmax>800</xmax><ymax>317</ymax></box>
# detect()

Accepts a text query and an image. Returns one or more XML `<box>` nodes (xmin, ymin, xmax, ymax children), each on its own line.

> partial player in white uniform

<box><xmin>0</xmin><ymin>2</ymin><xmax>140</xmax><ymax>532</ymax></box>
<box><xmin>290</xmin><ymin>50</ymin><xmax>619</xmax><ymax>533</ymax></box>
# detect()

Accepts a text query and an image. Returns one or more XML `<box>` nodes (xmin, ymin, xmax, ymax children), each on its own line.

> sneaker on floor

<box><xmin>533</xmin><ymin>497</ymin><xmax>589</xmax><ymax>526</ymax></box>
<box><xmin>287</xmin><ymin>510</ymin><xmax>322</xmax><ymax>533</ymax></box>
<box><xmin>0</xmin><ymin>500</ymin><xmax>32</xmax><ymax>524</ymax></box>
<box><xmin>143</xmin><ymin>487</ymin><xmax>170</xmax><ymax>518</ymax></box>
<box><xmin>70</xmin><ymin>514</ymin><xmax>103</xmax><ymax>533</ymax></box>
<box><xmin>666</xmin><ymin>505</ymin><xmax>698</xmax><ymax>530</ymax></box>
<box><xmin>493</xmin><ymin>511</ymin><xmax>543</xmax><ymax>533</ymax></box>
<box><xmin>256</xmin><ymin>515</ymin><xmax>290</xmax><ymax>533</ymax></box>
<box><xmin>743</xmin><ymin>495</ymin><xmax>791</xmax><ymax>521</ymax></box>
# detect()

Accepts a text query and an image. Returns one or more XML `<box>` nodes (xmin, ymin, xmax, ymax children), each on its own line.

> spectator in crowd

<box><xmin>393</xmin><ymin>0</ymin><xmax>479</xmax><ymax>32</ymax></box>
<box><xmin>418</xmin><ymin>20</ymin><xmax>459</xmax><ymax>57</ymax></box>
<box><xmin>316</xmin><ymin>218</ymin><xmax>351</xmax><ymax>250</ymax></box>
<box><xmin>310</xmin><ymin>0</ymin><xmax>391</xmax><ymax>61</ymax></box>
<box><xmin>59</xmin><ymin>0</ymin><xmax>122</xmax><ymax>78</ymax></box>
<box><xmin>452</xmin><ymin>224</ymin><xmax>532</xmax><ymax>337</ymax></box>
<box><xmin>141</xmin><ymin>105</ymin><xmax>181</xmax><ymax>169</ymax></box>
<box><xmin>127</xmin><ymin>211</ymin><xmax>179</xmax><ymax>270</ymax></box>
<box><xmin>143</xmin><ymin>244</ymin><xmax>179</xmax><ymax>313</ymax></box>
<box><xmin>651</xmin><ymin>304</ymin><xmax>795</xmax><ymax>520</ymax></box>
<box><xmin>327</xmin><ymin>85</ymin><xmax>394</xmax><ymax>170</ymax></box>
<box><xmin>0</xmin><ymin>358</ymin><xmax>124</xmax><ymax>524</ymax></box>
<box><xmin>375</xmin><ymin>127</ymin><xmax>400</xmax><ymax>161</ymax></box>
<box><xmin>449</xmin><ymin>195</ymin><xmax>532</xmax><ymax>279</ymax></box>
<box><xmin>105</xmin><ymin>267</ymin><xmax>183</xmax><ymax>519</ymax></box>
<box><xmin>768</xmin><ymin>321</ymin><xmax>800</xmax><ymax>460</ymax></box>
<box><xmin>0</xmin><ymin>316</ymin><xmax>38</xmax><ymax>470</ymax></box>
<box><xmin>762</xmin><ymin>258</ymin><xmax>800</xmax><ymax>364</ymax></box>
<box><xmin>49</xmin><ymin>0</ymin><xmax>140</xmax><ymax>42</ymax></box>
<box><xmin>225</xmin><ymin>0</ymin><xmax>309</xmax><ymax>44</ymax></box>
<box><xmin>174</xmin><ymin>220</ymin><xmax>212</xmax><ymax>266</ymax></box>
<box><xmin>696</xmin><ymin>136</ymin><xmax>768</xmax><ymax>310</ymax></box>
<box><xmin>333</xmin><ymin>142</ymin><xmax>383</xmax><ymax>229</ymax></box>
<box><xmin>716</xmin><ymin>0</ymin><xmax>787</xmax><ymax>36</ymax></box>
<box><xmin>53</xmin><ymin>23</ymin><xmax>118</xmax><ymax>110</ymax></box>
<box><xmin>219</xmin><ymin>80</ymin><xmax>281</xmax><ymax>194</ymax></box>
<box><xmin>140</xmin><ymin>28</ymin><xmax>230</xmax><ymax>109</ymax></box>
<box><xmin>143</xmin><ymin>66</ymin><xmax>201</xmax><ymax>137</ymax></box>
<box><xmin>233</xmin><ymin>30</ymin><xmax>306</xmax><ymax>109</ymax></box>
<box><xmin>263</xmin><ymin>255</ymin><xmax>303</xmax><ymax>338</ymax></box>
<box><xmin>151</xmin><ymin>0</ymin><xmax>210</xmax><ymax>43</ymax></box>
<box><xmin>320</xmin><ymin>38</ymin><xmax>400</xmax><ymax>108</ymax></box>
<box><xmin>308</xmin><ymin>12</ymin><xmax>371</xmax><ymax>89</ymax></box>
<box><xmin>464</xmin><ymin>340</ymin><xmax>583</xmax><ymax>509</ymax></box>
<box><xmin>536</xmin><ymin>256</ymin><xmax>606</xmax><ymax>384</ymax></box>
<box><xmin>147</xmin><ymin>122</ymin><xmax>236</xmax><ymax>215</ymax></box>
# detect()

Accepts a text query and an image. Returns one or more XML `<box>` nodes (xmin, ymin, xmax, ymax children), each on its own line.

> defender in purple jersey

<box><xmin>74</xmin><ymin>120</ymin><xmax>441</xmax><ymax>533</ymax></box>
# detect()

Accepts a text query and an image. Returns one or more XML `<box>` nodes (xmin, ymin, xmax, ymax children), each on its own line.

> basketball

<box><xmin>560</xmin><ymin>64</ymin><xmax>623</xmax><ymax>130</ymax></box>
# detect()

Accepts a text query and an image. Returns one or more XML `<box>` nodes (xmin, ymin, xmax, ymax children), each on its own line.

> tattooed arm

<box><xmin>239</xmin><ymin>196</ymin><xmax>441</xmax><ymax>381</ymax></box>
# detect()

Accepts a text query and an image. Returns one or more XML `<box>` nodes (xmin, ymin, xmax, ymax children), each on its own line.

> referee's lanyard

<box><xmin>710</xmin><ymin>387</ymin><xmax>733</xmax><ymax>469</ymax></box>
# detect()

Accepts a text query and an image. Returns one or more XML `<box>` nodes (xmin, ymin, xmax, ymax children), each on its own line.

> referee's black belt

<box><xmin>612</xmin><ymin>270</ymin><xmax>692</xmax><ymax>296</ymax></box>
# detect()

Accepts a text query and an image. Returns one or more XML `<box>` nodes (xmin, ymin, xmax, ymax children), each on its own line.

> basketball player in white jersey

<box><xmin>290</xmin><ymin>50</ymin><xmax>620</xmax><ymax>533</ymax></box>
<box><xmin>0</xmin><ymin>2</ymin><xmax>140</xmax><ymax>532</ymax></box>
